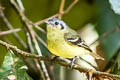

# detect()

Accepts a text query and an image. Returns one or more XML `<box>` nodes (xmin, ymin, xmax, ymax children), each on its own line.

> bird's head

<box><xmin>44</xmin><ymin>18</ymin><xmax>68</xmax><ymax>32</ymax></box>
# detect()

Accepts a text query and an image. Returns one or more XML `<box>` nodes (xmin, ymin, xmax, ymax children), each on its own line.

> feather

<box><xmin>90</xmin><ymin>53</ymin><xmax>104</xmax><ymax>60</ymax></box>
<box><xmin>64</xmin><ymin>29</ymin><xmax>104</xmax><ymax>60</ymax></box>
<box><xmin>64</xmin><ymin>31</ymin><xmax>92</xmax><ymax>52</ymax></box>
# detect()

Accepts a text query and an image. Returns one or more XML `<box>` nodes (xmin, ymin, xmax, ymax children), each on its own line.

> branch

<box><xmin>0</xmin><ymin>40</ymin><xmax>120</xmax><ymax>79</ymax></box>
<box><xmin>58</xmin><ymin>0</ymin><xmax>65</xmax><ymax>19</ymax></box>
<box><xmin>0</xmin><ymin>28</ymin><xmax>47</xmax><ymax>49</ymax></box>
<box><xmin>64</xmin><ymin>0</ymin><xmax>78</xmax><ymax>14</ymax></box>
<box><xmin>0</xmin><ymin>4</ymin><xmax>27</xmax><ymax>49</ymax></box>
<box><xmin>33</xmin><ymin>24</ymin><xmax>46</xmax><ymax>34</ymax></box>
<box><xmin>35</xmin><ymin>0</ymin><xmax>79</xmax><ymax>25</ymax></box>
<box><xmin>10</xmin><ymin>0</ymin><xmax>50</xmax><ymax>79</ymax></box>
<box><xmin>34</xmin><ymin>32</ymin><xmax>47</xmax><ymax>48</ymax></box>
<box><xmin>35</xmin><ymin>14</ymin><xmax>59</xmax><ymax>25</ymax></box>
<box><xmin>0</xmin><ymin>28</ymin><xmax>22</xmax><ymax>36</ymax></box>
<box><xmin>0</xmin><ymin>0</ymin><xmax>79</xmax><ymax>36</ymax></box>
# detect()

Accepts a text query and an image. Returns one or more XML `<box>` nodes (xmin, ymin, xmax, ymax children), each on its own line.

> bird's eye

<box><xmin>55</xmin><ymin>22</ymin><xmax>59</xmax><ymax>25</ymax></box>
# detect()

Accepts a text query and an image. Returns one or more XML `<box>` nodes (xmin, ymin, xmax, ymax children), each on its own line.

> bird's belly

<box><xmin>48</xmin><ymin>40</ymin><xmax>90</xmax><ymax>58</ymax></box>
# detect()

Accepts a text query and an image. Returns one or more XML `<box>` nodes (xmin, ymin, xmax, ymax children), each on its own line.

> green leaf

<box><xmin>0</xmin><ymin>52</ymin><xmax>33</xmax><ymax>80</ymax></box>
<box><xmin>96</xmin><ymin>0</ymin><xmax>120</xmax><ymax>60</ymax></box>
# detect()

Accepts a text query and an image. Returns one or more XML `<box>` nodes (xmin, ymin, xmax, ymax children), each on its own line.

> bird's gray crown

<box><xmin>45</xmin><ymin>18</ymin><xmax>68</xmax><ymax>30</ymax></box>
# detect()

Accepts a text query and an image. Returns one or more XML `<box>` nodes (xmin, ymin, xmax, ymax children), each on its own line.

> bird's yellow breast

<box><xmin>47</xmin><ymin>28</ymin><xmax>90</xmax><ymax>58</ymax></box>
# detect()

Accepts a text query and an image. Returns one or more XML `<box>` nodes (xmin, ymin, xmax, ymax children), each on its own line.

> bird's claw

<box><xmin>69</xmin><ymin>56</ymin><xmax>78</xmax><ymax>69</ymax></box>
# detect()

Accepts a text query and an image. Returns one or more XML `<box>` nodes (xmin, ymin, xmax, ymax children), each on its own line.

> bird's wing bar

<box><xmin>64</xmin><ymin>33</ymin><xmax>92</xmax><ymax>52</ymax></box>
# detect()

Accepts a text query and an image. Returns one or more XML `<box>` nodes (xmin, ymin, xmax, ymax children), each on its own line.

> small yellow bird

<box><xmin>44</xmin><ymin>18</ymin><xmax>104</xmax><ymax>67</ymax></box>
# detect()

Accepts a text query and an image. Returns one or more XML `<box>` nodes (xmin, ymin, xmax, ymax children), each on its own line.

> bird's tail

<box><xmin>90</xmin><ymin>53</ymin><xmax>104</xmax><ymax>60</ymax></box>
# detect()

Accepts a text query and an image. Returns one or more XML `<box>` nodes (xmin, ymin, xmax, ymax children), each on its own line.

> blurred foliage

<box><xmin>111</xmin><ymin>52</ymin><xmax>120</xmax><ymax>75</ymax></box>
<box><xmin>0</xmin><ymin>44</ymin><xmax>7</xmax><ymax>67</ymax></box>
<box><xmin>0</xmin><ymin>52</ymin><xmax>33</xmax><ymax>80</ymax></box>
<box><xmin>96</xmin><ymin>0</ymin><xmax>120</xmax><ymax>60</ymax></box>
<box><xmin>21</xmin><ymin>0</ymin><xmax>96</xmax><ymax>29</ymax></box>
<box><xmin>109</xmin><ymin>0</ymin><xmax>120</xmax><ymax>15</ymax></box>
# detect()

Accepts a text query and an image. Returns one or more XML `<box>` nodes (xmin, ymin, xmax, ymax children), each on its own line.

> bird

<box><xmin>44</xmin><ymin>18</ymin><xmax>104</xmax><ymax>67</ymax></box>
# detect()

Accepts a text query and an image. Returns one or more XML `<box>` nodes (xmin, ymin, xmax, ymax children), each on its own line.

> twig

<box><xmin>1</xmin><ymin>21</ymin><xmax>120</xmax><ymax>47</ymax></box>
<box><xmin>26</xmin><ymin>32</ymin><xmax>35</xmax><ymax>53</ymax></box>
<box><xmin>28</xmin><ymin>28</ymin><xmax>50</xmax><ymax>80</ymax></box>
<box><xmin>10</xmin><ymin>0</ymin><xmax>41</xmax><ymax>61</ymax></box>
<box><xmin>34</xmin><ymin>32</ymin><xmax>47</xmax><ymax>48</ymax></box>
<box><xmin>64</xmin><ymin>0</ymin><xmax>78</xmax><ymax>14</ymax></box>
<box><xmin>10</xmin><ymin>0</ymin><xmax>50</xmax><ymax>80</ymax></box>
<box><xmin>0</xmin><ymin>28</ymin><xmax>47</xmax><ymax>48</ymax></box>
<box><xmin>0</xmin><ymin>0</ymin><xmax>78</xmax><ymax>36</ymax></box>
<box><xmin>35</xmin><ymin>14</ymin><xmax>59</xmax><ymax>25</ymax></box>
<box><xmin>58</xmin><ymin>0</ymin><xmax>65</xmax><ymax>19</ymax></box>
<box><xmin>16</xmin><ymin>0</ymin><xmax>24</xmax><ymax>11</ymax></box>
<box><xmin>0</xmin><ymin>4</ymin><xmax>27</xmax><ymax>49</ymax></box>
<box><xmin>35</xmin><ymin>0</ymin><xmax>79</xmax><ymax>25</ymax></box>
<box><xmin>29</xmin><ymin>29</ymin><xmax>50</xmax><ymax>80</ymax></box>
<box><xmin>0</xmin><ymin>28</ymin><xmax>22</xmax><ymax>36</ymax></box>
<box><xmin>0</xmin><ymin>39</ymin><xmax>120</xmax><ymax>79</ymax></box>
<box><xmin>26</xmin><ymin>29</ymin><xmax>47</xmax><ymax>80</ymax></box>
<box><xmin>10</xmin><ymin>0</ymin><xmax>45</xmax><ymax>34</ymax></box>
<box><xmin>33</xmin><ymin>24</ymin><xmax>46</xmax><ymax>34</ymax></box>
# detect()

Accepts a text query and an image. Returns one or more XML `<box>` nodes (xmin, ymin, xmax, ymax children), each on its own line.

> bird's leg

<box><xmin>86</xmin><ymin>69</ymin><xmax>94</xmax><ymax>80</ymax></box>
<box><xmin>51</xmin><ymin>56</ymin><xmax>59</xmax><ymax>63</ymax></box>
<box><xmin>69</xmin><ymin>56</ymin><xmax>78</xmax><ymax>69</ymax></box>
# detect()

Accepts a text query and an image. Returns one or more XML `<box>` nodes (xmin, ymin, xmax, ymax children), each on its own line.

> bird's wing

<box><xmin>64</xmin><ymin>31</ymin><xmax>92</xmax><ymax>52</ymax></box>
<box><xmin>64</xmin><ymin>29</ymin><xmax>104</xmax><ymax>60</ymax></box>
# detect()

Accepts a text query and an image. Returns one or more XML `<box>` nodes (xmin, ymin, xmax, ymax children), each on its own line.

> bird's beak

<box><xmin>44</xmin><ymin>20</ymin><xmax>49</xmax><ymax>24</ymax></box>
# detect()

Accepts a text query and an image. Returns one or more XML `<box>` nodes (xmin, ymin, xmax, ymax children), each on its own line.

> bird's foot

<box><xmin>51</xmin><ymin>56</ymin><xmax>59</xmax><ymax>64</ymax></box>
<box><xmin>69</xmin><ymin>56</ymin><xmax>78</xmax><ymax>69</ymax></box>
<box><xmin>86</xmin><ymin>69</ymin><xmax>94</xmax><ymax>80</ymax></box>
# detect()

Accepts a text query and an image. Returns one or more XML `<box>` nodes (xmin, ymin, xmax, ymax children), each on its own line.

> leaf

<box><xmin>109</xmin><ymin>0</ymin><xmax>120</xmax><ymax>15</ymax></box>
<box><xmin>96</xmin><ymin>0</ymin><xmax>120</xmax><ymax>60</ymax></box>
<box><xmin>0</xmin><ymin>52</ymin><xmax>33</xmax><ymax>80</ymax></box>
